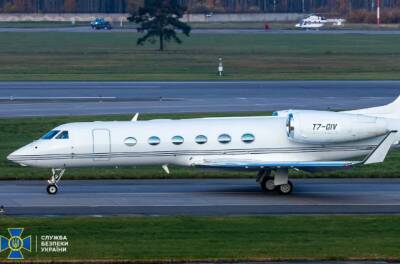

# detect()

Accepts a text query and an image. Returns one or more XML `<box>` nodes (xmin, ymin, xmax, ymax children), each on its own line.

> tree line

<box><xmin>0</xmin><ymin>0</ymin><xmax>399</xmax><ymax>13</ymax></box>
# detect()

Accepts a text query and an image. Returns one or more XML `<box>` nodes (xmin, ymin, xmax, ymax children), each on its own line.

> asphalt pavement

<box><xmin>1</xmin><ymin>26</ymin><xmax>400</xmax><ymax>35</ymax></box>
<box><xmin>1</xmin><ymin>178</ymin><xmax>400</xmax><ymax>216</ymax></box>
<box><xmin>0</xmin><ymin>81</ymin><xmax>399</xmax><ymax>117</ymax></box>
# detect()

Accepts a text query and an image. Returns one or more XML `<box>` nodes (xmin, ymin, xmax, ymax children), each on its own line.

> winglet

<box><xmin>131</xmin><ymin>113</ymin><xmax>139</xmax><ymax>122</ymax></box>
<box><xmin>362</xmin><ymin>130</ymin><xmax>398</xmax><ymax>165</ymax></box>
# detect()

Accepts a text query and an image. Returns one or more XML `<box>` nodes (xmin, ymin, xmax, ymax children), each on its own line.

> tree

<box><xmin>128</xmin><ymin>0</ymin><xmax>191</xmax><ymax>51</ymax></box>
<box><xmin>127</xmin><ymin>0</ymin><xmax>144</xmax><ymax>13</ymax></box>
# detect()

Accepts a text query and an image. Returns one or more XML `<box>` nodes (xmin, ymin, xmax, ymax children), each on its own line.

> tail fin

<box><xmin>344</xmin><ymin>96</ymin><xmax>400</xmax><ymax>119</ymax></box>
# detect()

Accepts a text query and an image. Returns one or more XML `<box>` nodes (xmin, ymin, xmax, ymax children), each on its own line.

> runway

<box><xmin>1</xmin><ymin>81</ymin><xmax>400</xmax><ymax>117</ymax></box>
<box><xmin>1</xmin><ymin>178</ymin><xmax>400</xmax><ymax>216</ymax></box>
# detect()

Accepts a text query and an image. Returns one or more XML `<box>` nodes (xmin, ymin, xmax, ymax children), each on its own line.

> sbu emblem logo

<box><xmin>0</xmin><ymin>228</ymin><xmax>31</xmax><ymax>260</ymax></box>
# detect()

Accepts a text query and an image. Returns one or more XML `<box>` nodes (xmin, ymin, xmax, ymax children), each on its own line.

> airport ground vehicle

<box><xmin>90</xmin><ymin>18</ymin><xmax>112</xmax><ymax>30</ymax></box>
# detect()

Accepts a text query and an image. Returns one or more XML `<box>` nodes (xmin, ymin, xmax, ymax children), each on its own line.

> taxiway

<box><xmin>1</xmin><ymin>81</ymin><xmax>400</xmax><ymax>117</ymax></box>
<box><xmin>2</xmin><ymin>178</ymin><xmax>400</xmax><ymax>216</ymax></box>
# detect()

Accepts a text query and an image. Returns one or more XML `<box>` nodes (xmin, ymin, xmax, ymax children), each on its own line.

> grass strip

<box><xmin>0</xmin><ymin>215</ymin><xmax>399</xmax><ymax>261</ymax></box>
<box><xmin>0</xmin><ymin>32</ymin><xmax>399</xmax><ymax>80</ymax></box>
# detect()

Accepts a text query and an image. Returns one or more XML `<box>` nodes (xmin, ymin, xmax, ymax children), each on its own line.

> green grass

<box><xmin>0</xmin><ymin>216</ymin><xmax>400</xmax><ymax>261</ymax></box>
<box><xmin>0</xmin><ymin>32</ymin><xmax>400</xmax><ymax>80</ymax></box>
<box><xmin>1</xmin><ymin>113</ymin><xmax>400</xmax><ymax>180</ymax></box>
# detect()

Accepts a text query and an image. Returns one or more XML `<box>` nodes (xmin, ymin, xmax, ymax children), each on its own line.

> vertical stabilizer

<box><xmin>345</xmin><ymin>96</ymin><xmax>400</xmax><ymax>119</ymax></box>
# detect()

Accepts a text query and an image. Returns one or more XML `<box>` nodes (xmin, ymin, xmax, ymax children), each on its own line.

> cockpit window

<box><xmin>56</xmin><ymin>131</ymin><xmax>69</xmax><ymax>139</ymax></box>
<box><xmin>41</xmin><ymin>130</ymin><xmax>60</xmax><ymax>140</ymax></box>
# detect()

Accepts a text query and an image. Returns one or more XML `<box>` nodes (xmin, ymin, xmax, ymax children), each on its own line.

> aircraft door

<box><xmin>92</xmin><ymin>129</ymin><xmax>111</xmax><ymax>161</ymax></box>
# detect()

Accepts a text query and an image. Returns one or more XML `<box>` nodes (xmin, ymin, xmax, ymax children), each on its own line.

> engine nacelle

<box><xmin>286</xmin><ymin>111</ymin><xmax>388</xmax><ymax>144</ymax></box>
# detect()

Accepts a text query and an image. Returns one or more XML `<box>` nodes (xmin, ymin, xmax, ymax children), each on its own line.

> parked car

<box><xmin>90</xmin><ymin>18</ymin><xmax>112</xmax><ymax>30</ymax></box>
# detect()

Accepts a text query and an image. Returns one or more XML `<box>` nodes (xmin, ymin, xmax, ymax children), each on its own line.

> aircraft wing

<box><xmin>192</xmin><ymin>130</ymin><xmax>398</xmax><ymax>171</ymax></box>
<box><xmin>192</xmin><ymin>159</ymin><xmax>357</xmax><ymax>170</ymax></box>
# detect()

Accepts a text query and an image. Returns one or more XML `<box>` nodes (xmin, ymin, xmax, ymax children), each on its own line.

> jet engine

<box><xmin>286</xmin><ymin>111</ymin><xmax>388</xmax><ymax>144</ymax></box>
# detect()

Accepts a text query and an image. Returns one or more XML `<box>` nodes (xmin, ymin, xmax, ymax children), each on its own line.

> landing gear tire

<box><xmin>261</xmin><ymin>177</ymin><xmax>276</xmax><ymax>192</ymax></box>
<box><xmin>47</xmin><ymin>184</ymin><xmax>58</xmax><ymax>195</ymax></box>
<box><xmin>46</xmin><ymin>168</ymin><xmax>65</xmax><ymax>195</ymax></box>
<box><xmin>278</xmin><ymin>181</ymin><xmax>293</xmax><ymax>195</ymax></box>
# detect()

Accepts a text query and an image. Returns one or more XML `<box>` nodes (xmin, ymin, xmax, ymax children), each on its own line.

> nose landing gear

<box><xmin>47</xmin><ymin>168</ymin><xmax>65</xmax><ymax>195</ymax></box>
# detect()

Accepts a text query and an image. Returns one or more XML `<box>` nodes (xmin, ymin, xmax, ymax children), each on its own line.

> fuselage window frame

<box><xmin>218</xmin><ymin>133</ymin><xmax>232</xmax><ymax>144</ymax></box>
<box><xmin>55</xmin><ymin>131</ymin><xmax>69</xmax><ymax>140</ymax></box>
<box><xmin>241</xmin><ymin>133</ymin><xmax>255</xmax><ymax>143</ymax></box>
<box><xmin>41</xmin><ymin>130</ymin><xmax>60</xmax><ymax>140</ymax></box>
<box><xmin>124</xmin><ymin>137</ymin><xmax>137</xmax><ymax>147</ymax></box>
<box><xmin>148</xmin><ymin>136</ymin><xmax>161</xmax><ymax>146</ymax></box>
<box><xmin>171</xmin><ymin>135</ymin><xmax>184</xmax><ymax>145</ymax></box>
<box><xmin>195</xmin><ymin>135</ymin><xmax>208</xmax><ymax>144</ymax></box>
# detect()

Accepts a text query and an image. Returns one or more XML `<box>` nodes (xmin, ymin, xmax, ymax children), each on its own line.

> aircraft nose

<box><xmin>7</xmin><ymin>143</ymin><xmax>37</xmax><ymax>165</ymax></box>
<box><xmin>7</xmin><ymin>148</ymin><xmax>23</xmax><ymax>163</ymax></box>
<box><xmin>6</xmin><ymin>153</ymin><xmax>14</xmax><ymax>161</ymax></box>
<box><xmin>7</xmin><ymin>146</ymin><xmax>21</xmax><ymax>159</ymax></box>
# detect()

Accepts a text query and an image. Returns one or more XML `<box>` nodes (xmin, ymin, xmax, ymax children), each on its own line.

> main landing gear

<box><xmin>47</xmin><ymin>168</ymin><xmax>65</xmax><ymax>195</ymax></box>
<box><xmin>257</xmin><ymin>169</ymin><xmax>293</xmax><ymax>195</ymax></box>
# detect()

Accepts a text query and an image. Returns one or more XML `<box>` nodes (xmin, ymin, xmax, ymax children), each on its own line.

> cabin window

<box><xmin>56</xmin><ymin>131</ymin><xmax>69</xmax><ymax>139</ymax></box>
<box><xmin>148</xmin><ymin>136</ymin><xmax>161</xmax><ymax>146</ymax></box>
<box><xmin>218</xmin><ymin>134</ymin><xmax>231</xmax><ymax>144</ymax></box>
<box><xmin>195</xmin><ymin>135</ymin><xmax>207</xmax><ymax>144</ymax></box>
<box><xmin>171</xmin><ymin>135</ymin><xmax>184</xmax><ymax>145</ymax></box>
<box><xmin>41</xmin><ymin>130</ymin><xmax>60</xmax><ymax>140</ymax></box>
<box><xmin>241</xmin><ymin>133</ymin><xmax>255</xmax><ymax>143</ymax></box>
<box><xmin>124</xmin><ymin>137</ymin><xmax>137</xmax><ymax>147</ymax></box>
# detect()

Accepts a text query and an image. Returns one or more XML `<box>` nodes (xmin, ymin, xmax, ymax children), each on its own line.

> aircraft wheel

<box><xmin>47</xmin><ymin>184</ymin><xmax>58</xmax><ymax>195</ymax></box>
<box><xmin>278</xmin><ymin>181</ymin><xmax>293</xmax><ymax>195</ymax></box>
<box><xmin>260</xmin><ymin>177</ymin><xmax>276</xmax><ymax>192</ymax></box>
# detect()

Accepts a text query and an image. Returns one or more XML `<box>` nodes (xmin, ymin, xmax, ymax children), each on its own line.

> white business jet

<box><xmin>7</xmin><ymin>97</ymin><xmax>400</xmax><ymax>195</ymax></box>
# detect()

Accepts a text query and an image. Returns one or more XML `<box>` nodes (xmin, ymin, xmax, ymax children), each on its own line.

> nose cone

<box><xmin>7</xmin><ymin>148</ymin><xmax>22</xmax><ymax>162</ymax></box>
<box><xmin>7</xmin><ymin>152</ymin><xmax>15</xmax><ymax>162</ymax></box>
<box><xmin>7</xmin><ymin>143</ymin><xmax>37</xmax><ymax>166</ymax></box>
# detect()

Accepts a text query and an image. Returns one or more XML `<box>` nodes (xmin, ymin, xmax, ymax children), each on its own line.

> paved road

<box><xmin>1</xmin><ymin>81</ymin><xmax>400</xmax><ymax>117</ymax></box>
<box><xmin>1</xmin><ymin>178</ymin><xmax>400</xmax><ymax>216</ymax></box>
<box><xmin>1</xmin><ymin>26</ymin><xmax>400</xmax><ymax>35</ymax></box>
